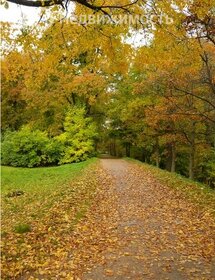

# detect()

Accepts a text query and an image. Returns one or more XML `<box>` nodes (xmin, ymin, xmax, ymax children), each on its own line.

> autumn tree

<box><xmin>56</xmin><ymin>106</ymin><xmax>98</xmax><ymax>163</ymax></box>
<box><xmin>1</xmin><ymin>0</ymin><xmax>215</xmax><ymax>184</ymax></box>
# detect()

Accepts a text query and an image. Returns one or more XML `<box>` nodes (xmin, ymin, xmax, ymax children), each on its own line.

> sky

<box><xmin>1</xmin><ymin>2</ymin><xmax>147</xmax><ymax>47</ymax></box>
<box><xmin>1</xmin><ymin>2</ymin><xmax>41</xmax><ymax>24</ymax></box>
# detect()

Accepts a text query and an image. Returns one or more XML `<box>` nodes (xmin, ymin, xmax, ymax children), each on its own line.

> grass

<box><xmin>14</xmin><ymin>223</ymin><xmax>31</xmax><ymax>234</ymax></box>
<box><xmin>1</xmin><ymin>159</ymin><xmax>96</xmax><ymax>194</ymax></box>
<box><xmin>125</xmin><ymin>158</ymin><xmax>215</xmax><ymax>215</ymax></box>
<box><xmin>1</xmin><ymin>158</ymin><xmax>100</xmax><ymax>278</ymax></box>
<box><xmin>1</xmin><ymin>158</ymin><xmax>98</xmax><ymax>233</ymax></box>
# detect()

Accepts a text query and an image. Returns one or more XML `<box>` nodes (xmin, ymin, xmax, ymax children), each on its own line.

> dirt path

<box><xmin>3</xmin><ymin>159</ymin><xmax>214</xmax><ymax>279</ymax></box>
<box><xmin>83</xmin><ymin>159</ymin><xmax>215</xmax><ymax>280</ymax></box>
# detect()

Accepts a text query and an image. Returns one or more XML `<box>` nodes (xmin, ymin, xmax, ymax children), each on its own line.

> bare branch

<box><xmin>6</xmin><ymin>0</ymin><xmax>140</xmax><ymax>11</ymax></box>
<box><xmin>7</xmin><ymin>0</ymin><xmax>64</xmax><ymax>7</ymax></box>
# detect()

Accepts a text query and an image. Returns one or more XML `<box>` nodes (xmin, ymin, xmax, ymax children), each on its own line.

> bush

<box><xmin>1</xmin><ymin>107</ymin><xmax>98</xmax><ymax>167</ymax></box>
<box><xmin>1</xmin><ymin>127</ymin><xmax>62</xmax><ymax>167</ymax></box>
<box><xmin>43</xmin><ymin>139</ymin><xmax>64</xmax><ymax>165</ymax></box>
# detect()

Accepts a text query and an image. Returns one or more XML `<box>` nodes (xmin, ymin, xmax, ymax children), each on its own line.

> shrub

<box><xmin>1</xmin><ymin>127</ymin><xmax>62</xmax><ymax>167</ymax></box>
<box><xmin>1</xmin><ymin>107</ymin><xmax>98</xmax><ymax>167</ymax></box>
<box><xmin>43</xmin><ymin>139</ymin><xmax>64</xmax><ymax>165</ymax></box>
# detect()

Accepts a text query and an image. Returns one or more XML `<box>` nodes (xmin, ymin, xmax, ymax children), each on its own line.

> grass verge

<box><xmin>1</xmin><ymin>158</ymin><xmax>97</xmax><ymax>233</ymax></box>
<box><xmin>125</xmin><ymin>158</ymin><xmax>215</xmax><ymax>215</ymax></box>
<box><xmin>1</xmin><ymin>158</ymin><xmax>100</xmax><ymax>278</ymax></box>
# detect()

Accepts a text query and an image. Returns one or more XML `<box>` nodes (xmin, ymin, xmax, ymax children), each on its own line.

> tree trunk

<box><xmin>189</xmin><ymin>145</ymin><xmax>195</xmax><ymax>180</ymax></box>
<box><xmin>155</xmin><ymin>137</ymin><xmax>160</xmax><ymax>168</ymax></box>
<box><xmin>165</xmin><ymin>142</ymin><xmax>176</xmax><ymax>172</ymax></box>
<box><xmin>189</xmin><ymin>124</ymin><xmax>196</xmax><ymax>180</ymax></box>
<box><xmin>165</xmin><ymin>144</ymin><xmax>172</xmax><ymax>171</ymax></box>
<box><xmin>171</xmin><ymin>143</ymin><xmax>176</xmax><ymax>173</ymax></box>
<box><xmin>142</xmin><ymin>148</ymin><xmax>146</xmax><ymax>162</ymax></box>
<box><xmin>112</xmin><ymin>139</ymin><xmax>116</xmax><ymax>157</ymax></box>
<box><xmin>125</xmin><ymin>143</ymin><xmax>131</xmax><ymax>157</ymax></box>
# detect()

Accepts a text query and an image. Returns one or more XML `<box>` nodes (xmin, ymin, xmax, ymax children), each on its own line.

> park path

<box><xmin>82</xmin><ymin>159</ymin><xmax>215</xmax><ymax>280</ymax></box>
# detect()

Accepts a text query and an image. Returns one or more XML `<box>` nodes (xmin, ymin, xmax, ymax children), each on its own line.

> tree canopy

<box><xmin>1</xmin><ymin>0</ymin><xmax>215</xmax><ymax>185</ymax></box>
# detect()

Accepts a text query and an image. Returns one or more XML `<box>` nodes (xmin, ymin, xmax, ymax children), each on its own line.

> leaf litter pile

<box><xmin>2</xmin><ymin>159</ymin><xmax>215</xmax><ymax>279</ymax></box>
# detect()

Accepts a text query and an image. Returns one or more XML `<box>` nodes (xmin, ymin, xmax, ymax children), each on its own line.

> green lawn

<box><xmin>1</xmin><ymin>158</ymin><xmax>96</xmax><ymax>194</ymax></box>
<box><xmin>1</xmin><ymin>158</ymin><xmax>98</xmax><ymax>234</ymax></box>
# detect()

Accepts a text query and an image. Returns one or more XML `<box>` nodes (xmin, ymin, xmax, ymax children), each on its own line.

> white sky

<box><xmin>1</xmin><ymin>2</ymin><xmax>41</xmax><ymax>24</ymax></box>
<box><xmin>1</xmin><ymin>3</ymin><xmax>147</xmax><ymax>47</ymax></box>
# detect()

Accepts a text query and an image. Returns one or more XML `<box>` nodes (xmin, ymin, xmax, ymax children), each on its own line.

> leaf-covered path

<box><xmin>2</xmin><ymin>159</ymin><xmax>215</xmax><ymax>279</ymax></box>
<box><xmin>83</xmin><ymin>159</ymin><xmax>215</xmax><ymax>280</ymax></box>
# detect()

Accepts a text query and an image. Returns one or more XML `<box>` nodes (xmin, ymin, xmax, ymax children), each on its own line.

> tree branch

<box><xmin>7</xmin><ymin>0</ymin><xmax>64</xmax><ymax>7</ymax></box>
<box><xmin>6</xmin><ymin>0</ymin><xmax>139</xmax><ymax>11</ymax></box>
<box><xmin>174</xmin><ymin>86</ymin><xmax>215</xmax><ymax>110</ymax></box>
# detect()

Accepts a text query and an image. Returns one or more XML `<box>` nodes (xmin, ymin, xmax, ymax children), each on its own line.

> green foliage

<box><xmin>1</xmin><ymin>107</ymin><xmax>98</xmax><ymax>167</ymax></box>
<box><xmin>1</xmin><ymin>127</ymin><xmax>62</xmax><ymax>167</ymax></box>
<box><xmin>197</xmin><ymin>148</ymin><xmax>215</xmax><ymax>188</ymax></box>
<box><xmin>57</xmin><ymin>107</ymin><xmax>98</xmax><ymax>164</ymax></box>
<box><xmin>14</xmin><ymin>224</ymin><xmax>31</xmax><ymax>234</ymax></box>
<box><xmin>43</xmin><ymin>139</ymin><xmax>64</xmax><ymax>165</ymax></box>
<box><xmin>1</xmin><ymin>127</ymin><xmax>49</xmax><ymax>167</ymax></box>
